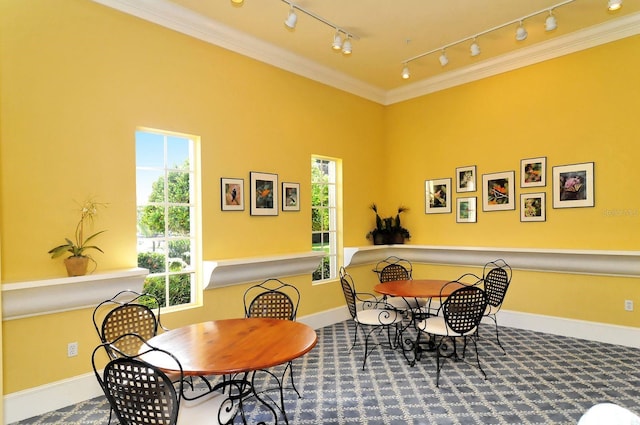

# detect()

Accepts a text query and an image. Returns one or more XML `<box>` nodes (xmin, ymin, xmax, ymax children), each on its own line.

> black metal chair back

<box><xmin>484</xmin><ymin>266</ymin><xmax>511</xmax><ymax>308</ymax></box>
<box><xmin>379</xmin><ymin>263</ymin><xmax>411</xmax><ymax>282</ymax></box>
<box><xmin>339</xmin><ymin>269</ymin><xmax>358</xmax><ymax>320</ymax></box>
<box><xmin>243</xmin><ymin>278</ymin><xmax>300</xmax><ymax>321</ymax></box>
<box><xmin>93</xmin><ymin>290</ymin><xmax>164</xmax><ymax>357</ymax></box>
<box><xmin>92</xmin><ymin>334</ymin><xmax>182</xmax><ymax>425</ymax></box>
<box><xmin>374</xmin><ymin>256</ymin><xmax>412</xmax><ymax>282</ymax></box>
<box><xmin>442</xmin><ymin>285</ymin><xmax>487</xmax><ymax>335</ymax></box>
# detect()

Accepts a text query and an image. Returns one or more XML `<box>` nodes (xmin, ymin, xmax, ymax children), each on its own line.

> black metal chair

<box><xmin>374</xmin><ymin>256</ymin><xmax>428</xmax><ymax>313</ymax></box>
<box><xmin>417</xmin><ymin>282</ymin><xmax>488</xmax><ymax>387</ymax></box>
<box><xmin>92</xmin><ymin>333</ymin><xmax>245</xmax><ymax>425</ymax></box>
<box><xmin>243</xmin><ymin>278</ymin><xmax>302</xmax><ymax>405</ymax></box>
<box><xmin>92</xmin><ymin>290</ymin><xmax>166</xmax><ymax>357</ymax></box>
<box><xmin>482</xmin><ymin>259</ymin><xmax>513</xmax><ymax>354</ymax></box>
<box><xmin>243</xmin><ymin>278</ymin><xmax>300</xmax><ymax>321</ymax></box>
<box><xmin>339</xmin><ymin>267</ymin><xmax>403</xmax><ymax>370</ymax></box>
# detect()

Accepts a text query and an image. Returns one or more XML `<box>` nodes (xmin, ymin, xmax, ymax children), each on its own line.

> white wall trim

<box><xmin>344</xmin><ymin>245</ymin><xmax>640</xmax><ymax>278</ymax></box>
<box><xmin>92</xmin><ymin>0</ymin><xmax>640</xmax><ymax>105</ymax></box>
<box><xmin>1</xmin><ymin>268</ymin><xmax>148</xmax><ymax>320</ymax></box>
<box><xmin>4</xmin><ymin>306</ymin><xmax>639</xmax><ymax>423</ymax></box>
<box><xmin>202</xmin><ymin>251</ymin><xmax>324</xmax><ymax>289</ymax></box>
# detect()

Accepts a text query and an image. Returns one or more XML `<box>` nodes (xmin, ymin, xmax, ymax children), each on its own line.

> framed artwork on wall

<box><xmin>521</xmin><ymin>156</ymin><xmax>546</xmax><ymax>188</ymax></box>
<box><xmin>425</xmin><ymin>178</ymin><xmax>452</xmax><ymax>214</ymax></box>
<box><xmin>552</xmin><ymin>162</ymin><xmax>594</xmax><ymax>209</ymax></box>
<box><xmin>250</xmin><ymin>171</ymin><xmax>278</xmax><ymax>216</ymax></box>
<box><xmin>456</xmin><ymin>165</ymin><xmax>476</xmax><ymax>193</ymax></box>
<box><xmin>482</xmin><ymin>171</ymin><xmax>515</xmax><ymax>211</ymax></box>
<box><xmin>220</xmin><ymin>178</ymin><xmax>244</xmax><ymax>211</ymax></box>
<box><xmin>282</xmin><ymin>182</ymin><xmax>300</xmax><ymax>211</ymax></box>
<box><xmin>520</xmin><ymin>192</ymin><xmax>546</xmax><ymax>222</ymax></box>
<box><xmin>456</xmin><ymin>197</ymin><xmax>477</xmax><ymax>223</ymax></box>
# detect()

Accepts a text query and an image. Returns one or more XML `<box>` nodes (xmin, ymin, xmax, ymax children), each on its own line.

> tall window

<box><xmin>311</xmin><ymin>157</ymin><xmax>338</xmax><ymax>282</ymax></box>
<box><xmin>136</xmin><ymin>129</ymin><xmax>199</xmax><ymax>308</ymax></box>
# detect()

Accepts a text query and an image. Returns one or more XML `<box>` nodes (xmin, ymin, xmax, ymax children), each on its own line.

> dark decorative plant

<box><xmin>366</xmin><ymin>204</ymin><xmax>410</xmax><ymax>245</ymax></box>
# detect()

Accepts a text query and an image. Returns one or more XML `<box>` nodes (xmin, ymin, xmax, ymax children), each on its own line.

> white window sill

<box><xmin>203</xmin><ymin>251</ymin><xmax>325</xmax><ymax>289</ymax></box>
<box><xmin>344</xmin><ymin>245</ymin><xmax>640</xmax><ymax>277</ymax></box>
<box><xmin>1</xmin><ymin>268</ymin><xmax>149</xmax><ymax>320</ymax></box>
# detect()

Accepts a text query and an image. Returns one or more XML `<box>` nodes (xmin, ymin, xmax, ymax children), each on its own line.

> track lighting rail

<box><xmin>280</xmin><ymin>0</ymin><xmax>359</xmax><ymax>40</ymax></box>
<box><xmin>401</xmin><ymin>0</ymin><xmax>575</xmax><ymax>69</ymax></box>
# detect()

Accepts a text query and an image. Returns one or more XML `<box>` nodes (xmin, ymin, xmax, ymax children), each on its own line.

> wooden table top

<box><xmin>374</xmin><ymin>279</ymin><xmax>463</xmax><ymax>298</ymax></box>
<box><xmin>143</xmin><ymin>318</ymin><xmax>318</xmax><ymax>376</ymax></box>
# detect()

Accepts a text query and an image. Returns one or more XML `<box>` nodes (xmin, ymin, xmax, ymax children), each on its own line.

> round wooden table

<box><xmin>143</xmin><ymin>318</ymin><xmax>317</xmax><ymax>424</ymax></box>
<box><xmin>144</xmin><ymin>317</ymin><xmax>318</xmax><ymax>376</ymax></box>
<box><xmin>374</xmin><ymin>279</ymin><xmax>462</xmax><ymax>299</ymax></box>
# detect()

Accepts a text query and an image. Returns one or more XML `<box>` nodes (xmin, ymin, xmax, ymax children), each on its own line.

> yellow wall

<box><xmin>0</xmin><ymin>0</ymin><xmax>638</xmax><ymax>395</ymax></box>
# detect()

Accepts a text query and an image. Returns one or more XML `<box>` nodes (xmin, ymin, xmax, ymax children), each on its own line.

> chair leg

<box><xmin>285</xmin><ymin>361</ymin><xmax>301</xmax><ymax>398</ymax></box>
<box><xmin>488</xmin><ymin>315</ymin><xmax>506</xmax><ymax>355</ymax></box>
<box><xmin>470</xmin><ymin>336</ymin><xmax>487</xmax><ymax>380</ymax></box>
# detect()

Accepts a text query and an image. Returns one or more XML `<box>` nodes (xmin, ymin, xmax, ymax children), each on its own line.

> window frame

<box><xmin>135</xmin><ymin>128</ymin><xmax>202</xmax><ymax>309</ymax></box>
<box><xmin>311</xmin><ymin>156</ymin><xmax>341</xmax><ymax>283</ymax></box>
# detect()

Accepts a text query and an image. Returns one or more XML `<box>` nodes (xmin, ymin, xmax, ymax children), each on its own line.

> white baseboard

<box><xmin>3</xmin><ymin>371</ymin><xmax>104</xmax><ymax>424</ymax></box>
<box><xmin>5</xmin><ymin>307</ymin><xmax>639</xmax><ymax>423</ymax></box>
<box><xmin>498</xmin><ymin>310</ymin><xmax>640</xmax><ymax>349</ymax></box>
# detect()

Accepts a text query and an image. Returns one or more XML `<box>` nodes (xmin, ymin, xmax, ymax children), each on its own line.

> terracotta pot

<box><xmin>64</xmin><ymin>256</ymin><xmax>89</xmax><ymax>277</ymax></box>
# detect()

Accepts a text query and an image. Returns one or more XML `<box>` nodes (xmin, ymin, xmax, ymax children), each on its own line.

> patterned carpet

<box><xmin>11</xmin><ymin>320</ymin><xmax>640</xmax><ymax>424</ymax></box>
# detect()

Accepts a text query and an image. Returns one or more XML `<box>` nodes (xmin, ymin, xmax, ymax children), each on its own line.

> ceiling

<box><xmin>98</xmin><ymin>0</ymin><xmax>640</xmax><ymax>103</ymax></box>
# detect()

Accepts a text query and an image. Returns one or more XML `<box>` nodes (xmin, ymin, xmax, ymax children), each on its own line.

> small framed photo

<box><xmin>221</xmin><ymin>178</ymin><xmax>244</xmax><ymax>211</ymax></box>
<box><xmin>456</xmin><ymin>165</ymin><xmax>477</xmax><ymax>193</ymax></box>
<box><xmin>456</xmin><ymin>197</ymin><xmax>477</xmax><ymax>223</ymax></box>
<box><xmin>482</xmin><ymin>171</ymin><xmax>515</xmax><ymax>211</ymax></box>
<box><xmin>425</xmin><ymin>178</ymin><xmax>452</xmax><ymax>214</ymax></box>
<box><xmin>552</xmin><ymin>162</ymin><xmax>594</xmax><ymax>209</ymax></box>
<box><xmin>521</xmin><ymin>157</ymin><xmax>546</xmax><ymax>188</ymax></box>
<box><xmin>250</xmin><ymin>171</ymin><xmax>278</xmax><ymax>216</ymax></box>
<box><xmin>282</xmin><ymin>182</ymin><xmax>300</xmax><ymax>211</ymax></box>
<box><xmin>520</xmin><ymin>192</ymin><xmax>546</xmax><ymax>222</ymax></box>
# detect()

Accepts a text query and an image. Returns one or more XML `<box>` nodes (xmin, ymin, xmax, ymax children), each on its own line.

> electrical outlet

<box><xmin>67</xmin><ymin>342</ymin><xmax>78</xmax><ymax>357</ymax></box>
<box><xmin>624</xmin><ymin>300</ymin><xmax>634</xmax><ymax>312</ymax></box>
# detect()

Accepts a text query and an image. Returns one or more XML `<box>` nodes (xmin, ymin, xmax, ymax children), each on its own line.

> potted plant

<box><xmin>48</xmin><ymin>199</ymin><xmax>107</xmax><ymax>276</ymax></box>
<box><xmin>366</xmin><ymin>203</ymin><xmax>411</xmax><ymax>245</ymax></box>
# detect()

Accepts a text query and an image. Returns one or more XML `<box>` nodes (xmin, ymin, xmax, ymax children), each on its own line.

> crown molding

<box><xmin>93</xmin><ymin>0</ymin><xmax>639</xmax><ymax>105</ymax></box>
<box><xmin>91</xmin><ymin>0</ymin><xmax>387</xmax><ymax>103</ymax></box>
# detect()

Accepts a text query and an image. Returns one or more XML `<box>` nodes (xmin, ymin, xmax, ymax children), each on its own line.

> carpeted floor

<box><xmin>11</xmin><ymin>320</ymin><xmax>640</xmax><ymax>424</ymax></box>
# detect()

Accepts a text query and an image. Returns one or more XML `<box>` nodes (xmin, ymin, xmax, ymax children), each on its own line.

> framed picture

<box><xmin>552</xmin><ymin>162</ymin><xmax>594</xmax><ymax>209</ymax></box>
<box><xmin>456</xmin><ymin>165</ymin><xmax>477</xmax><ymax>193</ymax></box>
<box><xmin>250</xmin><ymin>171</ymin><xmax>278</xmax><ymax>216</ymax></box>
<box><xmin>220</xmin><ymin>178</ymin><xmax>244</xmax><ymax>211</ymax></box>
<box><xmin>456</xmin><ymin>197</ymin><xmax>477</xmax><ymax>223</ymax></box>
<box><xmin>425</xmin><ymin>178</ymin><xmax>452</xmax><ymax>214</ymax></box>
<box><xmin>521</xmin><ymin>157</ymin><xmax>546</xmax><ymax>188</ymax></box>
<box><xmin>482</xmin><ymin>171</ymin><xmax>515</xmax><ymax>211</ymax></box>
<box><xmin>520</xmin><ymin>192</ymin><xmax>546</xmax><ymax>222</ymax></box>
<box><xmin>282</xmin><ymin>182</ymin><xmax>300</xmax><ymax>211</ymax></box>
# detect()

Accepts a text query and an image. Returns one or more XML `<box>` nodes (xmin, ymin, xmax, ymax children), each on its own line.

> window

<box><xmin>311</xmin><ymin>157</ymin><xmax>338</xmax><ymax>282</ymax></box>
<box><xmin>136</xmin><ymin>129</ymin><xmax>199</xmax><ymax>308</ymax></box>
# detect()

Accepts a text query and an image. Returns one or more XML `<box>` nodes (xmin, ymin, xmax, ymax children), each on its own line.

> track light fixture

<box><xmin>608</xmin><ymin>0</ymin><xmax>623</xmax><ymax>11</ymax></box>
<box><xmin>438</xmin><ymin>50</ymin><xmax>449</xmax><ymax>66</ymax></box>
<box><xmin>342</xmin><ymin>36</ymin><xmax>352</xmax><ymax>55</ymax></box>
<box><xmin>401</xmin><ymin>65</ymin><xmax>410</xmax><ymax>80</ymax></box>
<box><xmin>280</xmin><ymin>1</ymin><xmax>359</xmax><ymax>55</ymax></box>
<box><xmin>284</xmin><ymin>6</ymin><xmax>297</xmax><ymax>29</ymax></box>
<box><xmin>470</xmin><ymin>39</ymin><xmax>481</xmax><ymax>57</ymax></box>
<box><xmin>332</xmin><ymin>31</ymin><xmax>343</xmax><ymax>51</ymax></box>
<box><xmin>515</xmin><ymin>21</ymin><xmax>528</xmax><ymax>41</ymax></box>
<box><xmin>545</xmin><ymin>10</ymin><xmax>558</xmax><ymax>31</ymax></box>
<box><xmin>400</xmin><ymin>0</ymin><xmax>576</xmax><ymax>80</ymax></box>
